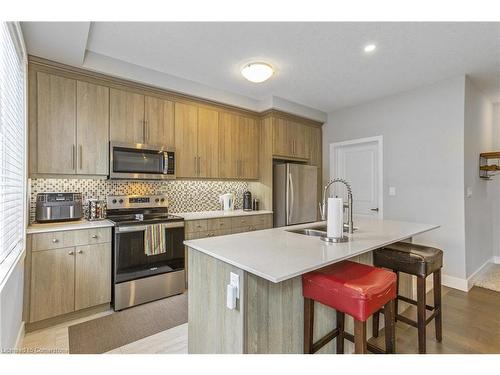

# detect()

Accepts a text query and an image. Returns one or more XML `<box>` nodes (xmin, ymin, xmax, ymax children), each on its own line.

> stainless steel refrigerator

<box><xmin>273</xmin><ymin>163</ymin><xmax>318</xmax><ymax>227</ymax></box>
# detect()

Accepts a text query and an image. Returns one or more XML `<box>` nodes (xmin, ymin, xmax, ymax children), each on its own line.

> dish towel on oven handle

<box><xmin>144</xmin><ymin>224</ymin><xmax>166</xmax><ymax>256</ymax></box>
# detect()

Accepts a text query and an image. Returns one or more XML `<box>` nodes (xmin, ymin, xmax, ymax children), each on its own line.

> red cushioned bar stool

<box><xmin>302</xmin><ymin>260</ymin><xmax>397</xmax><ymax>354</ymax></box>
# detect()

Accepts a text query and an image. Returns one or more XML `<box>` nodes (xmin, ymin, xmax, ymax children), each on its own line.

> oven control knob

<box><xmin>160</xmin><ymin>198</ymin><xmax>165</xmax><ymax>203</ymax></box>
<box><xmin>155</xmin><ymin>198</ymin><xmax>159</xmax><ymax>203</ymax></box>
<box><xmin>118</xmin><ymin>199</ymin><xmax>124</xmax><ymax>204</ymax></box>
<box><xmin>112</xmin><ymin>199</ymin><xmax>117</xmax><ymax>204</ymax></box>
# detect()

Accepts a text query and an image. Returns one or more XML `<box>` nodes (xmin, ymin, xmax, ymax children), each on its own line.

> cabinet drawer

<box><xmin>185</xmin><ymin>220</ymin><xmax>208</xmax><ymax>233</ymax></box>
<box><xmin>73</xmin><ymin>227</ymin><xmax>111</xmax><ymax>246</ymax></box>
<box><xmin>185</xmin><ymin>230</ymin><xmax>209</xmax><ymax>240</ymax></box>
<box><xmin>31</xmin><ymin>231</ymin><xmax>75</xmax><ymax>251</ymax></box>
<box><xmin>207</xmin><ymin>217</ymin><xmax>232</xmax><ymax>231</ymax></box>
<box><xmin>231</xmin><ymin>216</ymin><xmax>253</xmax><ymax>228</ymax></box>
<box><xmin>206</xmin><ymin>228</ymin><xmax>232</xmax><ymax>238</ymax></box>
<box><xmin>251</xmin><ymin>214</ymin><xmax>273</xmax><ymax>227</ymax></box>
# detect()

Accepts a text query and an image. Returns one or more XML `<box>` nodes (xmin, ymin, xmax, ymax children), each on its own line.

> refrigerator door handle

<box><xmin>288</xmin><ymin>171</ymin><xmax>294</xmax><ymax>223</ymax></box>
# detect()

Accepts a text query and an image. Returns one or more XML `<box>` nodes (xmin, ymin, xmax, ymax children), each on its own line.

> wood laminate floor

<box><xmin>19</xmin><ymin>286</ymin><xmax>500</xmax><ymax>354</ymax></box>
<box><xmin>369</xmin><ymin>286</ymin><xmax>500</xmax><ymax>354</ymax></box>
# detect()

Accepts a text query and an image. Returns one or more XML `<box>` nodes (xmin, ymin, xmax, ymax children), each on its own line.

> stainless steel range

<box><xmin>107</xmin><ymin>194</ymin><xmax>185</xmax><ymax>311</ymax></box>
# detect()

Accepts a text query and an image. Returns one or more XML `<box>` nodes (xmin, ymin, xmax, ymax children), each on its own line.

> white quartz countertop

<box><xmin>175</xmin><ymin>209</ymin><xmax>273</xmax><ymax>221</ymax></box>
<box><xmin>185</xmin><ymin>217</ymin><xmax>439</xmax><ymax>283</ymax></box>
<box><xmin>27</xmin><ymin>219</ymin><xmax>114</xmax><ymax>234</ymax></box>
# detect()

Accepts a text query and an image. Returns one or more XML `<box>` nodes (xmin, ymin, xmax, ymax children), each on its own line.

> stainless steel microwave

<box><xmin>109</xmin><ymin>142</ymin><xmax>175</xmax><ymax>180</ymax></box>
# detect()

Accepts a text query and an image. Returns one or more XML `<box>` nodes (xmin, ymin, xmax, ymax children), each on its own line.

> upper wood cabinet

<box><xmin>110</xmin><ymin>89</ymin><xmax>175</xmax><ymax>147</ymax></box>
<box><xmin>175</xmin><ymin>102</ymin><xmax>199</xmax><ymax>177</ymax></box>
<box><xmin>239</xmin><ymin>116</ymin><xmax>259</xmax><ymax>179</ymax></box>
<box><xmin>76</xmin><ymin>81</ymin><xmax>109</xmax><ymax>175</ymax></box>
<box><xmin>36</xmin><ymin>72</ymin><xmax>76</xmax><ymax>174</ymax></box>
<box><xmin>218</xmin><ymin>112</ymin><xmax>240</xmax><ymax>179</ymax></box>
<box><xmin>109</xmin><ymin>89</ymin><xmax>145</xmax><ymax>144</ymax></box>
<box><xmin>272</xmin><ymin>117</ymin><xmax>311</xmax><ymax>159</ymax></box>
<box><xmin>197</xmin><ymin>107</ymin><xmax>219</xmax><ymax>178</ymax></box>
<box><xmin>219</xmin><ymin>113</ymin><xmax>259</xmax><ymax>180</ymax></box>
<box><xmin>144</xmin><ymin>96</ymin><xmax>175</xmax><ymax>147</ymax></box>
<box><xmin>33</xmin><ymin>72</ymin><xmax>109</xmax><ymax>176</ymax></box>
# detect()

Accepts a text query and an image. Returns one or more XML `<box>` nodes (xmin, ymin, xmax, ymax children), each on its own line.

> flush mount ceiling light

<box><xmin>241</xmin><ymin>62</ymin><xmax>274</xmax><ymax>83</ymax></box>
<box><xmin>364</xmin><ymin>44</ymin><xmax>377</xmax><ymax>53</ymax></box>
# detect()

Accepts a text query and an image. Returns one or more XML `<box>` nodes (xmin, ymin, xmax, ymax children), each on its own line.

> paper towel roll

<box><xmin>327</xmin><ymin>197</ymin><xmax>344</xmax><ymax>238</ymax></box>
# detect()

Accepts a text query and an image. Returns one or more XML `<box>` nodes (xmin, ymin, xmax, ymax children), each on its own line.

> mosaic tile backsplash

<box><xmin>29</xmin><ymin>179</ymin><xmax>249</xmax><ymax>223</ymax></box>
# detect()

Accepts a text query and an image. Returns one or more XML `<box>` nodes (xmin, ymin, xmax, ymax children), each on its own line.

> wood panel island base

<box><xmin>185</xmin><ymin>218</ymin><xmax>439</xmax><ymax>354</ymax></box>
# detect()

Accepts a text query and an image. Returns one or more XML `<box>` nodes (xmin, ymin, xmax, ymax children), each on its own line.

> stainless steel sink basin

<box><xmin>286</xmin><ymin>224</ymin><xmax>357</xmax><ymax>237</ymax></box>
<box><xmin>287</xmin><ymin>228</ymin><xmax>326</xmax><ymax>237</ymax></box>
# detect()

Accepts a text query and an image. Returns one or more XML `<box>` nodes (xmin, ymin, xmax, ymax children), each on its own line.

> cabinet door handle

<box><xmin>79</xmin><ymin>145</ymin><xmax>83</xmax><ymax>170</ymax></box>
<box><xmin>91</xmin><ymin>234</ymin><xmax>98</xmax><ymax>239</ymax></box>
<box><xmin>52</xmin><ymin>238</ymin><xmax>59</xmax><ymax>243</ymax></box>
<box><xmin>194</xmin><ymin>157</ymin><xmax>197</xmax><ymax>175</ymax></box>
<box><xmin>72</xmin><ymin>145</ymin><xmax>75</xmax><ymax>170</ymax></box>
<box><xmin>78</xmin><ymin>250</ymin><xmax>83</xmax><ymax>254</ymax></box>
<box><xmin>68</xmin><ymin>251</ymin><xmax>74</xmax><ymax>255</ymax></box>
<box><xmin>197</xmin><ymin>156</ymin><xmax>201</xmax><ymax>176</ymax></box>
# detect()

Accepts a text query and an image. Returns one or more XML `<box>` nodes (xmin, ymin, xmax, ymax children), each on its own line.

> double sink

<box><xmin>287</xmin><ymin>224</ymin><xmax>356</xmax><ymax>237</ymax></box>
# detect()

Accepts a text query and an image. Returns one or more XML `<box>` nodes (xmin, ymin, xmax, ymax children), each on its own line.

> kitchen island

<box><xmin>184</xmin><ymin>217</ymin><xmax>439</xmax><ymax>354</ymax></box>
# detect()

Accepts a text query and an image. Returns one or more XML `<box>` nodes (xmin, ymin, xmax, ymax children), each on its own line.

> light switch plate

<box><xmin>389</xmin><ymin>187</ymin><xmax>396</xmax><ymax>196</ymax></box>
<box><xmin>230</xmin><ymin>272</ymin><xmax>240</xmax><ymax>299</ymax></box>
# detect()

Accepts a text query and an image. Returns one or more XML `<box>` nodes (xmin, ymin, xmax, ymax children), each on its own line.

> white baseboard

<box><xmin>466</xmin><ymin>258</ymin><xmax>493</xmax><ymax>291</ymax></box>
<box><xmin>441</xmin><ymin>274</ymin><xmax>468</xmax><ymax>292</ymax></box>
<box><xmin>14</xmin><ymin>321</ymin><xmax>25</xmax><ymax>349</ymax></box>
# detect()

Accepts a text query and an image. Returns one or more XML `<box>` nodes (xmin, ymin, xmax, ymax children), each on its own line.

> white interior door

<box><xmin>331</xmin><ymin>138</ymin><xmax>382</xmax><ymax>218</ymax></box>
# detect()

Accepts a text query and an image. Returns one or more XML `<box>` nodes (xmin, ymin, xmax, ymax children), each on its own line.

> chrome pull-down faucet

<box><xmin>319</xmin><ymin>178</ymin><xmax>354</xmax><ymax>234</ymax></box>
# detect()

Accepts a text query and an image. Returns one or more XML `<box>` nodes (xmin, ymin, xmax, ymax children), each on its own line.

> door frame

<box><xmin>329</xmin><ymin>136</ymin><xmax>384</xmax><ymax>219</ymax></box>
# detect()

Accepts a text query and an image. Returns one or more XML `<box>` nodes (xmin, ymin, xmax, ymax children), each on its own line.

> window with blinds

<box><xmin>0</xmin><ymin>22</ymin><xmax>26</xmax><ymax>270</ymax></box>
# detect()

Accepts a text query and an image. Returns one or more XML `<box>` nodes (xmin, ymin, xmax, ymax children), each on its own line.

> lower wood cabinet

<box><xmin>30</xmin><ymin>247</ymin><xmax>76</xmax><ymax>322</ymax></box>
<box><xmin>27</xmin><ymin>228</ymin><xmax>112</xmax><ymax>323</ymax></box>
<box><xmin>75</xmin><ymin>243</ymin><xmax>112</xmax><ymax>310</ymax></box>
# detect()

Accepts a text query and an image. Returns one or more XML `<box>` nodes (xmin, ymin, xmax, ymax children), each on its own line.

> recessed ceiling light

<box><xmin>364</xmin><ymin>44</ymin><xmax>377</xmax><ymax>53</ymax></box>
<box><xmin>241</xmin><ymin>62</ymin><xmax>274</xmax><ymax>83</ymax></box>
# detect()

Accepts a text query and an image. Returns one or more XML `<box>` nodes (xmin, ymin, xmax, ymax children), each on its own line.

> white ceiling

<box><xmin>22</xmin><ymin>22</ymin><xmax>500</xmax><ymax>114</ymax></box>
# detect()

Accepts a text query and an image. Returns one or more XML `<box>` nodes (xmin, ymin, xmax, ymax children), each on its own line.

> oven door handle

<box><xmin>115</xmin><ymin>222</ymin><xmax>184</xmax><ymax>233</ymax></box>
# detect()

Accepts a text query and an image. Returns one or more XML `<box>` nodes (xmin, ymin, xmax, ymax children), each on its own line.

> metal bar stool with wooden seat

<box><xmin>372</xmin><ymin>242</ymin><xmax>443</xmax><ymax>354</ymax></box>
<box><xmin>302</xmin><ymin>260</ymin><xmax>397</xmax><ymax>354</ymax></box>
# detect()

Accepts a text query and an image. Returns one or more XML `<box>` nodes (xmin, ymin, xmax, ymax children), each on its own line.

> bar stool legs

<box><xmin>433</xmin><ymin>269</ymin><xmax>443</xmax><ymax>343</ymax></box>
<box><xmin>384</xmin><ymin>300</ymin><xmax>396</xmax><ymax>354</ymax></box>
<box><xmin>372</xmin><ymin>269</ymin><xmax>443</xmax><ymax>354</ymax></box>
<box><xmin>336</xmin><ymin>311</ymin><xmax>345</xmax><ymax>354</ymax></box>
<box><xmin>304</xmin><ymin>298</ymin><xmax>396</xmax><ymax>354</ymax></box>
<box><xmin>304</xmin><ymin>297</ymin><xmax>314</xmax><ymax>354</ymax></box>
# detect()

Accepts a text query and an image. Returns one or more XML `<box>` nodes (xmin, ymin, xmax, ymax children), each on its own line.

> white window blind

<box><xmin>0</xmin><ymin>22</ymin><xmax>26</xmax><ymax>268</ymax></box>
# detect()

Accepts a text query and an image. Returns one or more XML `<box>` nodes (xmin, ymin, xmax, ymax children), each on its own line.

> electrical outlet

<box><xmin>230</xmin><ymin>272</ymin><xmax>240</xmax><ymax>298</ymax></box>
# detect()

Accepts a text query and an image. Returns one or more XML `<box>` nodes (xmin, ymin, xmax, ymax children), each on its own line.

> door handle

<box><xmin>370</xmin><ymin>208</ymin><xmax>379</xmax><ymax>212</ymax></box>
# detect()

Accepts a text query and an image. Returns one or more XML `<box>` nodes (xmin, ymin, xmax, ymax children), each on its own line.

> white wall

<box><xmin>463</xmin><ymin>78</ymin><xmax>494</xmax><ymax>276</ymax></box>
<box><xmin>0</xmin><ymin>257</ymin><xmax>25</xmax><ymax>350</ymax></box>
<box><xmin>490</xmin><ymin>103</ymin><xmax>500</xmax><ymax>260</ymax></box>
<box><xmin>323</xmin><ymin>76</ymin><xmax>467</xmax><ymax>280</ymax></box>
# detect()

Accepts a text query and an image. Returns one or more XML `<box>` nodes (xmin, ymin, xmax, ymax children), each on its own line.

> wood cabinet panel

<box><xmin>185</xmin><ymin>219</ymin><xmax>208</xmax><ymax>233</ymax></box>
<box><xmin>110</xmin><ymin>88</ymin><xmax>145</xmax><ymax>143</ymax></box>
<box><xmin>31</xmin><ymin>231</ymin><xmax>75</xmax><ymax>252</ymax></box>
<box><xmin>73</xmin><ymin>227</ymin><xmax>112</xmax><ymax>246</ymax></box>
<box><xmin>174</xmin><ymin>102</ymin><xmax>199</xmax><ymax>177</ymax></box>
<box><xmin>239</xmin><ymin>117</ymin><xmax>259</xmax><ymax>179</ymax></box>
<box><xmin>272</xmin><ymin>117</ymin><xmax>290</xmax><ymax>157</ymax></box>
<box><xmin>290</xmin><ymin>121</ymin><xmax>309</xmax><ymax>159</ymax></box>
<box><xmin>218</xmin><ymin>112</ymin><xmax>240</xmax><ymax>179</ymax></box>
<box><xmin>36</xmin><ymin>72</ymin><xmax>76</xmax><ymax>174</ymax></box>
<box><xmin>30</xmin><ymin>247</ymin><xmax>75</xmax><ymax>322</ymax></box>
<box><xmin>76</xmin><ymin>81</ymin><xmax>109</xmax><ymax>175</ymax></box>
<box><xmin>198</xmin><ymin>107</ymin><xmax>219</xmax><ymax>178</ymax></box>
<box><xmin>144</xmin><ymin>96</ymin><xmax>174</xmax><ymax>146</ymax></box>
<box><xmin>75</xmin><ymin>243</ymin><xmax>112</xmax><ymax>310</ymax></box>
<box><xmin>207</xmin><ymin>217</ymin><xmax>232</xmax><ymax>231</ymax></box>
